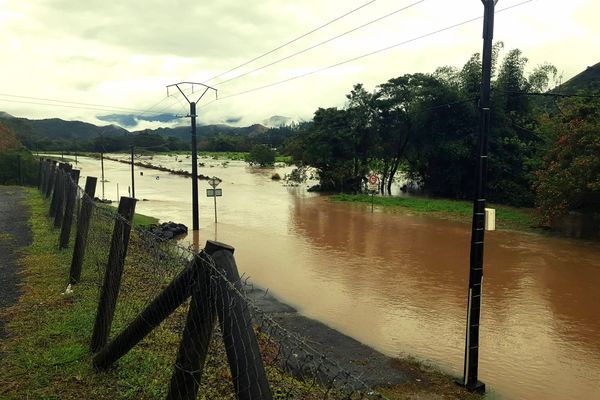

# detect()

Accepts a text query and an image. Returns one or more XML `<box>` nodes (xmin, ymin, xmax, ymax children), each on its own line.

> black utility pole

<box><xmin>166</xmin><ymin>82</ymin><xmax>217</xmax><ymax>231</ymax></box>
<box><xmin>190</xmin><ymin>101</ymin><xmax>198</xmax><ymax>230</ymax></box>
<box><xmin>462</xmin><ymin>0</ymin><xmax>497</xmax><ymax>393</ymax></box>
<box><xmin>130</xmin><ymin>145</ymin><xmax>135</xmax><ymax>199</ymax></box>
<box><xmin>101</xmin><ymin>152</ymin><xmax>105</xmax><ymax>201</ymax></box>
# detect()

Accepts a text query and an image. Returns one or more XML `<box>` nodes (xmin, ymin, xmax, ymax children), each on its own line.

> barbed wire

<box><xmin>38</xmin><ymin>158</ymin><xmax>389</xmax><ymax>399</ymax></box>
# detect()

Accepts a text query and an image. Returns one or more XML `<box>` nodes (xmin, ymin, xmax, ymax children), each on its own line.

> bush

<box><xmin>0</xmin><ymin>150</ymin><xmax>39</xmax><ymax>185</ymax></box>
<box><xmin>534</xmin><ymin>97</ymin><xmax>600</xmax><ymax>224</ymax></box>
<box><xmin>246</xmin><ymin>145</ymin><xmax>275</xmax><ymax>167</ymax></box>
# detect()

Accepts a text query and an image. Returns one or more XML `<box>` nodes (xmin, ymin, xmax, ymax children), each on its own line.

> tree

<box><xmin>401</xmin><ymin>71</ymin><xmax>477</xmax><ymax>199</ymax></box>
<box><xmin>246</xmin><ymin>144</ymin><xmax>276</xmax><ymax>167</ymax></box>
<box><xmin>299</xmin><ymin>107</ymin><xmax>359</xmax><ymax>192</ymax></box>
<box><xmin>534</xmin><ymin>96</ymin><xmax>600</xmax><ymax>224</ymax></box>
<box><xmin>487</xmin><ymin>48</ymin><xmax>556</xmax><ymax>206</ymax></box>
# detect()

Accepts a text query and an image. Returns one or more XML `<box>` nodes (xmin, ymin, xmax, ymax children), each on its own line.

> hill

<box><xmin>0</xmin><ymin>123</ymin><xmax>22</xmax><ymax>151</ymax></box>
<box><xmin>132</xmin><ymin>123</ymin><xmax>268</xmax><ymax>140</ymax></box>
<box><xmin>558</xmin><ymin>62</ymin><xmax>600</xmax><ymax>92</ymax></box>
<box><xmin>0</xmin><ymin>112</ymin><xmax>292</xmax><ymax>153</ymax></box>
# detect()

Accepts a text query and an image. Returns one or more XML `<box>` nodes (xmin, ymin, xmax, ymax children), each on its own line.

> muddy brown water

<box><xmin>67</xmin><ymin>154</ymin><xmax>599</xmax><ymax>400</ymax></box>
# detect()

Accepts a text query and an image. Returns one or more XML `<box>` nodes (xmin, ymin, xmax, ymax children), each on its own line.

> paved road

<box><xmin>0</xmin><ymin>186</ymin><xmax>31</xmax><ymax>339</ymax></box>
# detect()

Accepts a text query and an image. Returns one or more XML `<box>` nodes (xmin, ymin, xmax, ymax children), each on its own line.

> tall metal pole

<box><xmin>101</xmin><ymin>152</ymin><xmax>105</xmax><ymax>201</ymax></box>
<box><xmin>213</xmin><ymin>189</ymin><xmax>218</xmax><ymax>224</ymax></box>
<box><xmin>166</xmin><ymin>82</ymin><xmax>217</xmax><ymax>233</ymax></box>
<box><xmin>130</xmin><ymin>145</ymin><xmax>136</xmax><ymax>199</ymax></box>
<box><xmin>190</xmin><ymin>102</ymin><xmax>199</xmax><ymax>230</ymax></box>
<box><xmin>462</xmin><ymin>0</ymin><xmax>497</xmax><ymax>393</ymax></box>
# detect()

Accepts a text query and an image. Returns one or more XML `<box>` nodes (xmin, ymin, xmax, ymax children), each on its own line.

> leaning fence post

<box><xmin>90</xmin><ymin>196</ymin><xmax>137</xmax><ymax>352</ymax></box>
<box><xmin>69</xmin><ymin>176</ymin><xmax>97</xmax><ymax>284</ymax></box>
<box><xmin>49</xmin><ymin>164</ymin><xmax>62</xmax><ymax>215</ymax></box>
<box><xmin>39</xmin><ymin>159</ymin><xmax>46</xmax><ymax>191</ymax></box>
<box><xmin>208</xmin><ymin>240</ymin><xmax>273</xmax><ymax>400</ymax></box>
<box><xmin>37</xmin><ymin>157</ymin><xmax>42</xmax><ymax>188</ymax></box>
<box><xmin>43</xmin><ymin>160</ymin><xmax>51</xmax><ymax>196</ymax></box>
<box><xmin>54</xmin><ymin>164</ymin><xmax>72</xmax><ymax>228</ymax></box>
<box><xmin>59</xmin><ymin>169</ymin><xmax>80</xmax><ymax>249</ymax></box>
<box><xmin>45</xmin><ymin>160</ymin><xmax>57</xmax><ymax>198</ymax></box>
<box><xmin>166</xmin><ymin>253</ymin><xmax>216</xmax><ymax>400</ymax></box>
<box><xmin>93</xmin><ymin>254</ymin><xmax>207</xmax><ymax>370</ymax></box>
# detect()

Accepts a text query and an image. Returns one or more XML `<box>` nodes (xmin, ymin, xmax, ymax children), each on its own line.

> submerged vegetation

<box><xmin>331</xmin><ymin>194</ymin><xmax>536</xmax><ymax>232</ymax></box>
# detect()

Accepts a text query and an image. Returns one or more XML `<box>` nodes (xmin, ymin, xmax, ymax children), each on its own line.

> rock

<box><xmin>143</xmin><ymin>221</ymin><xmax>188</xmax><ymax>241</ymax></box>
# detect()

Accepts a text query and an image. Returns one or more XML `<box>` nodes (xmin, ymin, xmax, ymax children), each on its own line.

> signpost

<box><xmin>368</xmin><ymin>175</ymin><xmax>379</xmax><ymax>213</ymax></box>
<box><xmin>206</xmin><ymin>177</ymin><xmax>222</xmax><ymax>223</ymax></box>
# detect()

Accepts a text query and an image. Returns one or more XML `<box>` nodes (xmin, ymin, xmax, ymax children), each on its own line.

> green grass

<box><xmin>331</xmin><ymin>194</ymin><xmax>538</xmax><ymax>232</ymax></box>
<box><xmin>199</xmin><ymin>151</ymin><xmax>247</xmax><ymax>160</ymax></box>
<box><xmin>132</xmin><ymin>211</ymin><xmax>159</xmax><ymax>227</ymax></box>
<box><xmin>274</xmin><ymin>155</ymin><xmax>293</xmax><ymax>164</ymax></box>
<box><xmin>0</xmin><ymin>232</ymin><xmax>13</xmax><ymax>241</ymax></box>
<box><xmin>100</xmin><ymin>203</ymin><xmax>159</xmax><ymax>227</ymax></box>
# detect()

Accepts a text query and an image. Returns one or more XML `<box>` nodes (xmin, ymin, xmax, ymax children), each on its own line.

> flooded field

<box><xmin>67</xmin><ymin>154</ymin><xmax>600</xmax><ymax>400</ymax></box>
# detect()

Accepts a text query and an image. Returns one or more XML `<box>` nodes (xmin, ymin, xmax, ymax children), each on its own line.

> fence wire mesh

<box><xmin>38</xmin><ymin>159</ymin><xmax>388</xmax><ymax>400</ymax></box>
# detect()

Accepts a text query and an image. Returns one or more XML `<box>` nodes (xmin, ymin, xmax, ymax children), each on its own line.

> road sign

<box><xmin>368</xmin><ymin>175</ymin><xmax>379</xmax><ymax>192</ymax></box>
<box><xmin>208</xmin><ymin>176</ymin><xmax>222</xmax><ymax>188</ymax></box>
<box><xmin>207</xmin><ymin>185</ymin><xmax>222</xmax><ymax>224</ymax></box>
<box><xmin>206</xmin><ymin>188</ymin><xmax>222</xmax><ymax>197</ymax></box>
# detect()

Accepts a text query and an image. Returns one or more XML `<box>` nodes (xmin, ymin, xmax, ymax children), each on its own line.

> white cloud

<box><xmin>0</xmin><ymin>0</ymin><xmax>598</xmax><ymax>128</ymax></box>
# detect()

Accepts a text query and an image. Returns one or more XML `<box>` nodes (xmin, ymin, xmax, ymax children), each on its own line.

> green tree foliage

<box><xmin>291</xmin><ymin>46</ymin><xmax>560</xmax><ymax>206</ymax></box>
<box><xmin>300</xmin><ymin>107</ymin><xmax>361</xmax><ymax>192</ymax></box>
<box><xmin>0</xmin><ymin>149</ymin><xmax>39</xmax><ymax>185</ymax></box>
<box><xmin>246</xmin><ymin>144</ymin><xmax>276</xmax><ymax>167</ymax></box>
<box><xmin>534</xmin><ymin>96</ymin><xmax>600</xmax><ymax>223</ymax></box>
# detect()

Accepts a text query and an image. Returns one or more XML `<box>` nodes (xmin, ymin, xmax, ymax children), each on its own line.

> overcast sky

<box><xmin>0</xmin><ymin>0</ymin><xmax>598</xmax><ymax>130</ymax></box>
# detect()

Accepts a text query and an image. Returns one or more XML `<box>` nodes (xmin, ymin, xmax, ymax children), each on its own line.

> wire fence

<box><xmin>36</xmin><ymin>158</ymin><xmax>388</xmax><ymax>400</ymax></box>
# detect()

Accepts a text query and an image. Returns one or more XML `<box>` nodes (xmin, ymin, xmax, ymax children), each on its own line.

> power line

<box><xmin>0</xmin><ymin>98</ymin><xmax>168</xmax><ymax>115</ymax></box>
<box><xmin>204</xmin><ymin>0</ymin><xmax>379</xmax><ymax>83</ymax></box>
<box><xmin>135</xmin><ymin>95</ymin><xmax>173</xmax><ymax>116</ymax></box>
<box><xmin>216</xmin><ymin>0</ymin><xmax>536</xmax><ymax>101</ymax></box>
<box><xmin>0</xmin><ymin>93</ymin><xmax>168</xmax><ymax>115</ymax></box>
<box><xmin>213</xmin><ymin>0</ymin><xmax>426</xmax><ymax>87</ymax></box>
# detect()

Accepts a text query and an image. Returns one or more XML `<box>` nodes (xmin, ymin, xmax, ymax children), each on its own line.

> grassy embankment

<box><xmin>332</xmin><ymin>194</ymin><xmax>537</xmax><ymax>232</ymax></box>
<box><xmin>0</xmin><ymin>188</ymin><xmax>482</xmax><ymax>399</ymax></box>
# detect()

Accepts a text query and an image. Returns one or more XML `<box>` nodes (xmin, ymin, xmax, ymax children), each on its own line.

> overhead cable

<box><xmin>205</xmin><ymin>0</ymin><xmax>379</xmax><ymax>83</ymax></box>
<box><xmin>217</xmin><ymin>0</ymin><xmax>536</xmax><ymax>100</ymax></box>
<box><xmin>213</xmin><ymin>0</ymin><xmax>426</xmax><ymax>87</ymax></box>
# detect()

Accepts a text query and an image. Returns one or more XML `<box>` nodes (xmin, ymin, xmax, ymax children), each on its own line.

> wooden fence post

<box><xmin>44</xmin><ymin>160</ymin><xmax>57</xmax><ymax>198</ymax></box>
<box><xmin>93</xmin><ymin>255</ymin><xmax>207</xmax><ymax>370</ymax></box>
<box><xmin>90</xmin><ymin>196</ymin><xmax>137</xmax><ymax>352</ymax></box>
<box><xmin>208</xmin><ymin>240</ymin><xmax>273</xmax><ymax>400</ymax></box>
<box><xmin>41</xmin><ymin>160</ymin><xmax>49</xmax><ymax>195</ymax></box>
<box><xmin>54</xmin><ymin>164</ymin><xmax>73</xmax><ymax>228</ymax></box>
<box><xmin>38</xmin><ymin>159</ymin><xmax>44</xmax><ymax>190</ymax></box>
<box><xmin>69</xmin><ymin>176</ymin><xmax>97</xmax><ymax>284</ymax></box>
<box><xmin>166</xmin><ymin>254</ymin><xmax>216</xmax><ymax>400</ymax></box>
<box><xmin>49</xmin><ymin>164</ymin><xmax>64</xmax><ymax>216</ymax></box>
<box><xmin>59</xmin><ymin>169</ymin><xmax>80</xmax><ymax>249</ymax></box>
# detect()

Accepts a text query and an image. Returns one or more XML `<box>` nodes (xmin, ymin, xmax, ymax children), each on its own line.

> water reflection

<box><xmin>290</xmin><ymin>197</ymin><xmax>600</xmax><ymax>400</ymax></box>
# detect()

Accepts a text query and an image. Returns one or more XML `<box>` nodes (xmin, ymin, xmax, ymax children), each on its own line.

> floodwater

<box><xmin>68</xmin><ymin>154</ymin><xmax>599</xmax><ymax>400</ymax></box>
